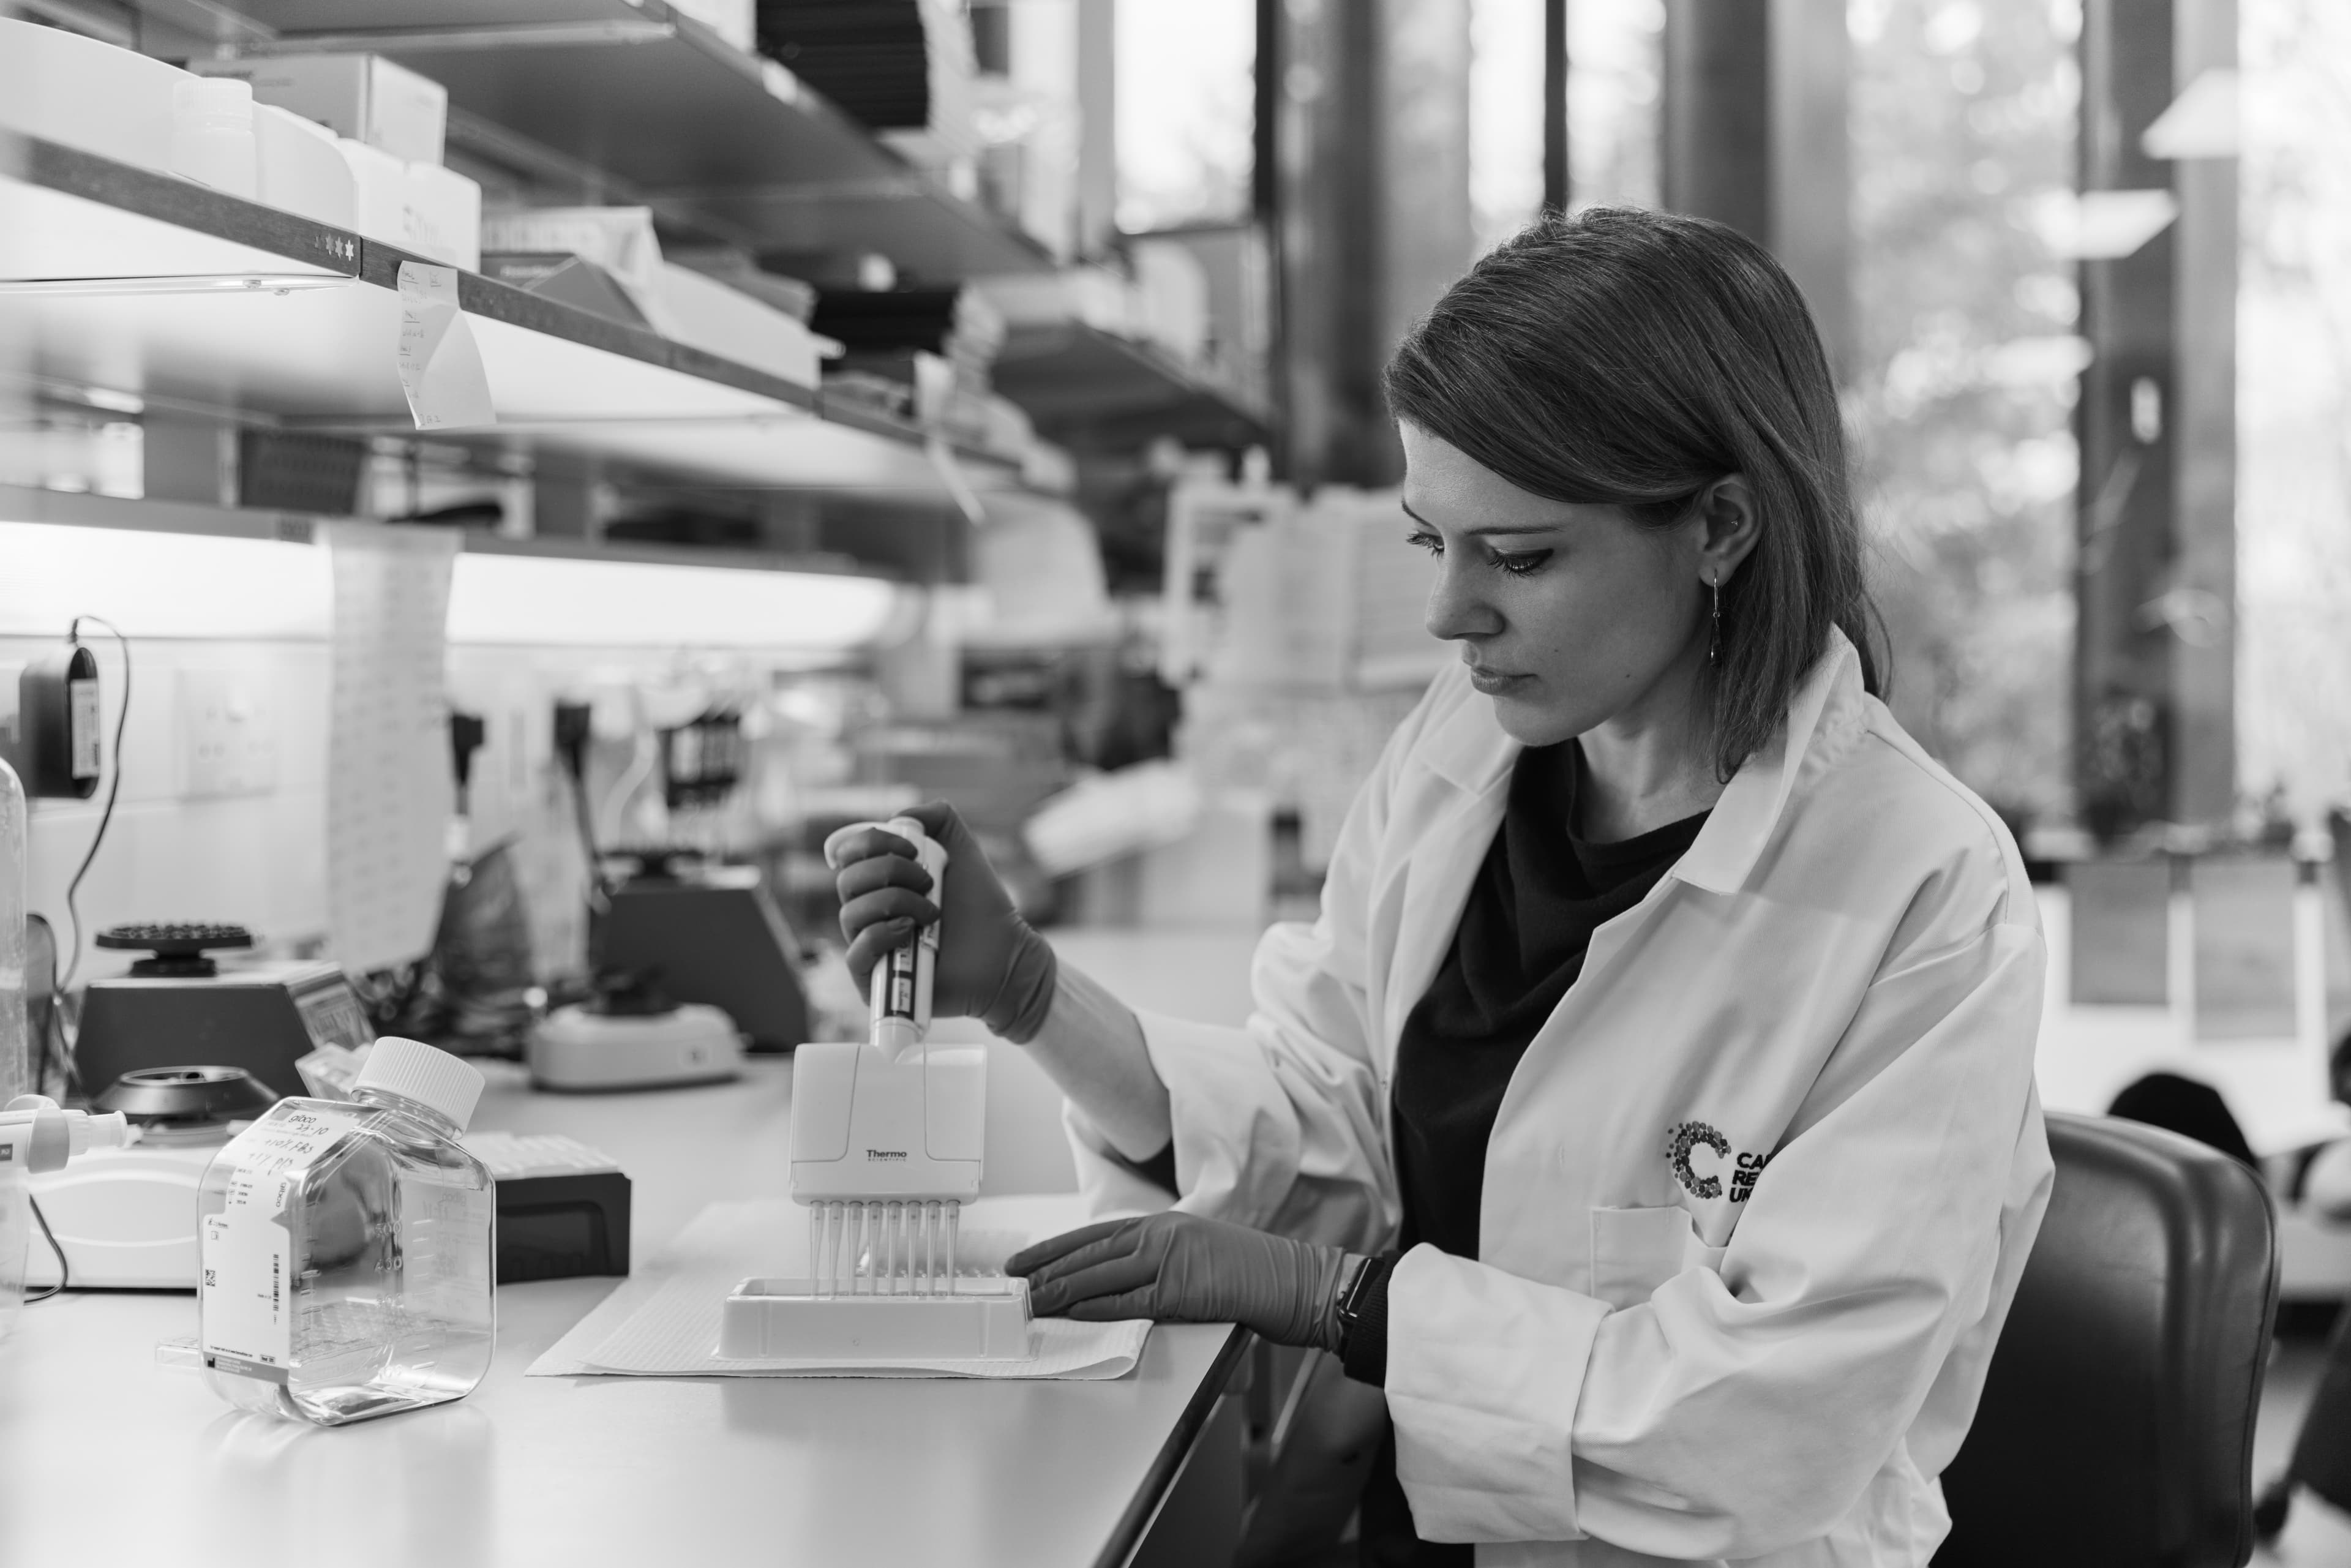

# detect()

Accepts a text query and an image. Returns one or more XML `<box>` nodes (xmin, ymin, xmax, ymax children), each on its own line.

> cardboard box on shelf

<box><xmin>404</xmin><ymin>160</ymin><xmax>481</xmax><ymax>271</ymax></box>
<box><xmin>645</xmin><ymin>261</ymin><xmax>828</xmax><ymax>388</ymax></box>
<box><xmin>193</xmin><ymin>53</ymin><xmax>448</xmax><ymax>165</ymax></box>
<box><xmin>482</xmin><ymin>207</ymin><xmax>664</xmax><ymax>312</ymax></box>
<box><xmin>336</xmin><ymin>138</ymin><xmax>481</xmax><ymax>269</ymax></box>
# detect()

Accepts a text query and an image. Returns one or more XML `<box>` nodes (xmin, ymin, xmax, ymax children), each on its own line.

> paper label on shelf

<box><xmin>395</xmin><ymin>260</ymin><xmax>495</xmax><ymax>430</ymax></box>
<box><xmin>324</xmin><ymin>520</ymin><xmax>459</xmax><ymax>972</ymax></box>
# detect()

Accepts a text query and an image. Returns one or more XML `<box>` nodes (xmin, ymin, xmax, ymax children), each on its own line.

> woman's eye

<box><xmin>1407</xmin><ymin>531</ymin><xmax>1444</xmax><ymax>557</ymax></box>
<box><xmin>1493</xmin><ymin>550</ymin><xmax>1552</xmax><ymax>577</ymax></box>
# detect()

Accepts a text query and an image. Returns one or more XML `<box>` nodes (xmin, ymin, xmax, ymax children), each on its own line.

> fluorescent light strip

<box><xmin>0</xmin><ymin>521</ymin><xmax>900</xmax><ymax>651</ymax></box>
<box><xmin>446</xmin><ymin>552</ymin><xmax>899</xmax><ymax>649</ymax></box>
<box><xmin>0</xmin><ymin>521</ymin><xmax>330</xmax><ymax>639</ymax></box>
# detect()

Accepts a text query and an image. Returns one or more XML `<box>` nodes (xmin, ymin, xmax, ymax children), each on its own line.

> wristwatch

<box><xmin>1332</xmin><ymin>1253</ymin><xmax>1379</xmax><ymax>1356</ymax></box>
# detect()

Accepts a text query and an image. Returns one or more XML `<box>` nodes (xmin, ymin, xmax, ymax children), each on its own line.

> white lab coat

<box><xmin>1068</xmin><ymin>630</ymin><xmax>2053</xmax><ymax>1566</ymax></box>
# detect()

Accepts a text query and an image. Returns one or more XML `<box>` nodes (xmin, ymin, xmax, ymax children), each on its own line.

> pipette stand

<box><xmin>735</xmin><ymin>1039</ymin><xmax>1032</xmax><ymax>1360</ymax></box>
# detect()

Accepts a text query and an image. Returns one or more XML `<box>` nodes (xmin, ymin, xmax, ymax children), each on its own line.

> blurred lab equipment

<box><xmin>0</xmin><ymin>1094</ymin><xmax>130</xmax><ymax>1335</ymax></box>
<box><xmin>75</xmin><ymin>925</ymin><xmax>374</xmax><ymax>1100</ymax></box>
<box><xmin>26</xmin><ymin>1067</ymin><xmax>275</xmax><ymax>1290</ymax></box>
<box><xmin>198</xmin><ymin>1038</ymin><xmax>493</xmax><ymax>1425</ymax></box>
<box><xmin>0</xmin><ymin>757</ymin><xmax>27</xmax><ymax>1105</ymax></box>
<box><xmin>754</xmin><ymin>815</ymin><xmax>1021</xmax><ymax>1360</ymax></box>
<box><xmin>598</xmin><ymin>849</ymin><xmax>811</xmax><ymax>1054</ymax></box>
<box><xmin>466</xmin><ymin>1131</ymin><xmax>631</xmax><ymax>1283</ymax></box>
<box><xmin>527</xmin><ymin>966</ymin><xmax>740</xmax><ymax>1092</ymax></box>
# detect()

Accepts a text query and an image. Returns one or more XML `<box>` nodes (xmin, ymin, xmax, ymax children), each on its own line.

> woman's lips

<box><xmin>1466</xmin><ymin>664</ymin><xmax>1530</xmax><ymax>695</ymax></box>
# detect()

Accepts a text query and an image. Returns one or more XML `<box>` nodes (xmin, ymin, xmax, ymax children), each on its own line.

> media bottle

<box><xmin>198</xmin><ymin>1036</ymin><xmax>495</xmax><ymax>1425</ymax></box>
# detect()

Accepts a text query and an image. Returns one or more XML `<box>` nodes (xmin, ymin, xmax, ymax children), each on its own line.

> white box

<box><xmin>403</xmin><ymin>160</ymin><xmax>481</xmax><ymax>271</ymax></box>
<box><xmin>645</xmin><ymin>261</ymin><xmax>826</xmax><ymax>386</ymax></box>
<box><xmin>337</xmin><ymin>137</ymin><xmax>407</xmax><ymax>249</ymax></box>
<box><xmin>254</xmin><ymin>103</ymin><xmax>354</xmax><ymax>228</ymax></box>
<box><xmin>334</xmin><ymin>139</ymin><xmax>480</xmax><ymax>268</ymax></box>
<box><xmin>716</xmin><ymin>1277</ymin><xmax>1032</xmax><ymax>1360</ymax></box>
<box><xmin>193</xmin><ymin>53</ymin><xmax>447</xmax><ymax>165</ymax></box>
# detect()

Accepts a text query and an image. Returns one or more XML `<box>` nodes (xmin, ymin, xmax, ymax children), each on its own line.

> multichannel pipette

<box><xmin>776</xmin><ymin>816</ymin><xmax>999</xmax><ymax>1329</ymax></box>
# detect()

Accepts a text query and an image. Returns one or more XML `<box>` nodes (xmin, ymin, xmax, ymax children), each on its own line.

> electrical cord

<box><xmin>24</xmin><ymin>1191</ymin><xmax>67</xmax><ymax>1302</ymax></box>
<box><xmin>56</xmin><ymin>615</ymin><xmax>129</xmax><ymax>997</ymax></box>
<box><xmin>26</xmin><ymin>913</ymin><xmax>83</xmax><ymax>1101</ymax></box>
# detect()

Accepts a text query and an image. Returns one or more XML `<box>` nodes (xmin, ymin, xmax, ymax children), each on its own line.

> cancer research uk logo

<box><xmin>1665</xmin><ymin>1121</ymin><xmax>1771</xmax><ymax>1203</ymax></box>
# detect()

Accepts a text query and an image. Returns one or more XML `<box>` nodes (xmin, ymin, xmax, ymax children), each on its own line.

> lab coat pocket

<box><xmin>1588</xmin><ymin>1206</ymin><xmax>1720</xmax><ymax>1310</ymax></box>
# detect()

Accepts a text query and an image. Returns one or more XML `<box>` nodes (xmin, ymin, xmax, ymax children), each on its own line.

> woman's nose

<box><xmin>1425</xmin><ymin>557</ymin><xmax>1502</xmax><ymax>643</ymax></box>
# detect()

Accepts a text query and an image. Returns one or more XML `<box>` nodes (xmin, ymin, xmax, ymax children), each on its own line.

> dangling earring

<box><xmin>1708</xmin><ymin>571</ymin><xmax>1722</xmax><ymax>668</ymax></box>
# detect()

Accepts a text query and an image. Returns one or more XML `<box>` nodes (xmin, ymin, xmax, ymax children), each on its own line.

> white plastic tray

<box><xmin>715</xmin><ymin>1276</ymin><xmax>1032</xmax><ymax>1362</ymax></box>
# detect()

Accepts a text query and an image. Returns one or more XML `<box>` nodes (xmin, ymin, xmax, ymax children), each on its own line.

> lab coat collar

<box><xmin>1412</xmin><ymin>628</ymin><xmax>1866</xmax><ymax>898</ymax></box>
<box><xmin>1671</xmin><ymin>629</ymin><xmax>1863</xmax><ymax>896</ymax></box>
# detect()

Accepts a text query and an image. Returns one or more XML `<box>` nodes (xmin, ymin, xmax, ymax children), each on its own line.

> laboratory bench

<box><xmin>0</xmin><ymin>928</ymin><xmax>1274</xmax><ymax>1568</ymax></box>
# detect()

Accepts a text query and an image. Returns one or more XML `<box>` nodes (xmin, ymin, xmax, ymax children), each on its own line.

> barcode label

<box><xmin>67</xmin><ymin>678</ymin><xmax>99</xmax><ymax>780</ymax></box>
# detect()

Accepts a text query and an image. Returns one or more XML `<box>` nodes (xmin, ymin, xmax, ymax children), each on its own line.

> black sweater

<box><xmin>1350</xmin><ymin>740</ymin><xmax>1707</xmax><ymax>1568</ymax></box>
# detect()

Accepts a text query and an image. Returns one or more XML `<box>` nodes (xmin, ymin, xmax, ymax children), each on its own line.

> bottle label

<box><xmin>199</xmin><ymin>1105</ymin><xmax>366</xmax><ymax>1382</ymax></box>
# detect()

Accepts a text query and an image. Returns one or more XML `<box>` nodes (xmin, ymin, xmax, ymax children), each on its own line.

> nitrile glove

<box><xmin>1007</xmin><ymin>1212</ymin><xmax>1353</xmax><ymax>1352</ymax></box>
<box><xmin>827</xmin><ymin>800</ymin><xmax>1059</xmax><ymax>1043</ymax></box>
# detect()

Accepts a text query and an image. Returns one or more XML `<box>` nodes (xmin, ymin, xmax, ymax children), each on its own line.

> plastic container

<box><xmin>168</xmin><ymin>77</ymin><xmax>258</xmax><ymax>198</ymax></box>
<box><xmin>197</xmin><ymin>1037</ymin><xmax>495</xmax><ymax>1425</ymax></box>
<box><xmin>254</xmin><ymin>102</ymin><xmax>355</xmax><ymax>229</ymax></box>
<box><xmin>0</xmin><ymin>19</ymin><xmax>183</xmax><ymax>172</ymax></box>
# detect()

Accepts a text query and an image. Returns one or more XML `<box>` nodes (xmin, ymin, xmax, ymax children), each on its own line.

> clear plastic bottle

<box><xmin>198</xmin><ymin>1037</ymin><xmax>495</xmax><ymax>1425</ymax></box>
<box><xmin>0</xmin><ymin>756</ymin><xmax>27</xmax><ymax>1106</ymax></box>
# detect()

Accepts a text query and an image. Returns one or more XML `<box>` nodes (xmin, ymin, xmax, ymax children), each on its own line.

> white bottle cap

<box><xmin>354</xmin><ymin>1037</ymin><xmax>485</xmax><ymax>1131</ymax></box>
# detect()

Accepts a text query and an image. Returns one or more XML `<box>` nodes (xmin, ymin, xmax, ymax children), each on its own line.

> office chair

<box><xmin>1935</xmin><ymin>1111</ymin><xmax>2278</xmax><ymax>1567</ymax></box>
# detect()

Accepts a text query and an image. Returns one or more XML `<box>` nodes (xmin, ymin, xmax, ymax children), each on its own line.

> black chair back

<box><xmin>1936</xmin><ymin>1111</ymin><xmax>2276</xmax><ymax>1567</ymax></box>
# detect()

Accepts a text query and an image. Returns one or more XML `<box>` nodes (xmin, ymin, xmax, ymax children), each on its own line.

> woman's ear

<box><xmin>1695</xmin><ymin>474</ymin><xmax>1761</xmax><ymax>583</ymax></box>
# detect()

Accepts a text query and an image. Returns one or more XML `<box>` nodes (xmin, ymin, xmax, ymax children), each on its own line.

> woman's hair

<box><xmin>1384</xmin><ymin>206</ymin><xmax>1883</xmax><ymax>781</ymax></box>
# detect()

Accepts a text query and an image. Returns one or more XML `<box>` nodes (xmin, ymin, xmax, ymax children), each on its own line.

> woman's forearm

<box><xmin>1020</xmin><ymin>962</ymin><xmax>1173</xmax><ymax>1163</ymax></box>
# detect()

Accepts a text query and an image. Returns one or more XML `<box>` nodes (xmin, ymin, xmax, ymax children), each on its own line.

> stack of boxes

<box><xmin>757</xmin><ymin>0</ymin><xmax>980</xmax><ymax>190</ymax></box>
<box><xmin>191</xmin><ymin>52</ymin><xmax>479</xmax><ymax>269</ymax></box>
<box><xmin>0</xmin><ymin>21</ymin><xmax>480</xmax><ymax>269</ymax></box>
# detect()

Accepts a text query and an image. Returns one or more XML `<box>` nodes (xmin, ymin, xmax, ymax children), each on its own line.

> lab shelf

<box><xmin>205</xmin><ymin>0</ymin><xmax>1054</xmax><ymax>281</ymax></box>
<box><xmin>989</xmin><ymin>323</ymin><xmax>1270</xmax><ymax>453</ymax></box>
<box><xmin>0</xmin><ymin>482</ymin><xmax>883</xmax><ymax>587</ymax></box>
<box><xmin>0</xmin><ymin>136</ymin><xmax>1026</xmax><ymax>503</ymax></box>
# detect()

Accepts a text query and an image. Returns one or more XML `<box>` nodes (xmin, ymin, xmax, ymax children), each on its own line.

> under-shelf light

<box><xmin>0</xmin><ymin>521</ymin><xmax>900</xmax><ymax>652</ymax></box>
<box><xmin>0</xmin><ymin>520</ymin><xmax>331</xmax><ymax>639</ymax></box>
<box><xmin>446</xmin><ymin>550</ymin><xmax>899</xmax><ymax>650</ymax></box>
<box><xmin>0</xmin><ymin>273</ymin><xmax>357</xmax><ymax>297</ymax></box>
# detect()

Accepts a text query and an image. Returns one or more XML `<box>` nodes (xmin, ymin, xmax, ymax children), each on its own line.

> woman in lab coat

<box><xmin>831</xmin><ymin>208</ymin><xmax>2052</xmax><ymax>1567</ymax></box>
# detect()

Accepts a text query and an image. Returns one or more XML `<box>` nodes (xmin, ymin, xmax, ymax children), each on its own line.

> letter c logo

<box><xmin>1668</xmin><ymin>1121</ymin><xmax>1731</xmax><ymax>1200</ymax></box>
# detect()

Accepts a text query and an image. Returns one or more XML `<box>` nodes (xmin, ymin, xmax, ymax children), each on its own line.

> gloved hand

<box><xmin>1007</xmin><ymin>1211</ymin><xmax>1354</xmax><ymax>1352</ymax></box>
<box><xmin>827</xmin><ymin>800</ymin><xmax>1059</xmax><ymax>1043</ymax></box>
